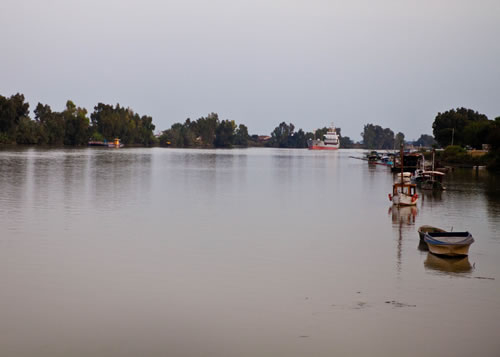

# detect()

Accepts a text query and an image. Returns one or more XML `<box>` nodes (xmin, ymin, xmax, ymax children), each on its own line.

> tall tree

<box><xmin>214</xmin><ymin>120</ymin><xmax>236</xmax><ymax>147</ymax></box>
<box><xmin>432</xmin><ymin>108</ymin><xmax>489</xmax><ymax>147</ymax></box>
<box><xmin>362</xmin><ymin>124</ymin><xmax>395</xmax><ymax>149</ymax></box>
<box><xmin>63</xmin><ymin>100</ymin><xmax>90</xmax><ymax>145</ymax></box>
<box><xmin>395</xmin><ymin>132</ymin><xmax>405</xmax><ymax>148</ymax></box>
<box><xmin>34</xmin><ymin>103</ymin><xmax>65</xmax><ymax>145</ymax></box>
<box><xmin>234</xmin><ymin>124</ymin><xmax>249</xmax><ymax>146</ymax></box>
<box><xmin>270</xmin><ymin>122</ymin><xmax>295</xmax><ymax>148</ymax></box>
<box><xmin>0</xmin><ymin>93</ymin><xmax>30</xmax><ymax>142</ymax></box>
<box><xmin>415</xmin><ymin>134</ymin><xmax>436</xmax><ymax>148</ymax></box>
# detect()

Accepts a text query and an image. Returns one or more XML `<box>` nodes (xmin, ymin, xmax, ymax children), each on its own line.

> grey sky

<box><xmin>1</xmin><ymin>0</ymin><xmax>499</xmax><ymax>140</ymax></box>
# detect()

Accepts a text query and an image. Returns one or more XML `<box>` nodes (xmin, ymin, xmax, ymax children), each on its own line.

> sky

<box><xmin>1</xmin><ymin>0</ymin><xmax>499</xmax><ymax>140</ymax></box>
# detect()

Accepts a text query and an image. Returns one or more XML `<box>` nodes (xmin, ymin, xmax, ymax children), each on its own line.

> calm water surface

<box><xmin>1</xmin><ymin>147</ymin><xmax>499</xmax><ymax>357</ymax></box>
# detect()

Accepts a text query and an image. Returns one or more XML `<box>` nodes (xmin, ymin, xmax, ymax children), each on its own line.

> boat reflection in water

<box><xmin>424</xmin><ymin>253</ymin><xmax>473</xmax><ymax>274</ymax></box>
<box><xmin>418</xmin><ymin>239</ymin><xmax>429</xmax><ymax>252</ymax></box>
<box><xmin>389</xmin><ymin>205</ymin><xmax>418</xmax><ymax>226</ymax></box>
<box><xmin>389</xmin><ymin>205</ymin><xmax>418</xmax><ymax>272</ymax></box>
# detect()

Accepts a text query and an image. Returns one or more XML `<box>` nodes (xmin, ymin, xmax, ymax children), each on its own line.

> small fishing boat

<box><xmin>388</xmin><ymin>145</ymin><xmax>418</xmax><ymax>206</ymax></box>
<box><xmin>423</xmin><ymin>230</ymin><xmax>474</xmax><ymax>257</ymax></box>
<box><xmin>420</xmin><ymin>150</ymin><xmax>445</xmax><ymax>190</ymax></box>
<box><xmin>367</xmin><ymin>151</ymin><xmax>380</xmax><ymax>162</ymax></box>
<box><xmin>417</xmin><ymin>225</ymin><xmax>446</xmax><ymax>240</ymax></box>
<box><xmin>108</xmin><ymin>138</ymin><xmax>124</xmax><ymax>148</ymax></box>
<box><xmin>421</xmin><ymin>171</ymin><xmax>446</xmax><ymax>190</ymax></box>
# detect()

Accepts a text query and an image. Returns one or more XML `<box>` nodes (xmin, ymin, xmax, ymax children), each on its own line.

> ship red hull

<box><xmin>308</xmin><ymin>146</ymin><xmax>339</xmax><ymax>150</ymax></box>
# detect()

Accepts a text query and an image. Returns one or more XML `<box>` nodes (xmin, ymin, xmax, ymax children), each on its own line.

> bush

<box><xmin>439</xmin><ymin>145</ymin><xmax>487</xmax><ymax>166</ymax></box>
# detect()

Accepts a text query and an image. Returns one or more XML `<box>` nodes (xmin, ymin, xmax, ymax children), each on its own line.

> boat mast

<box><xmin>400</xmin><ymin>143</ymin><xmax>404</xmax><ymax>187</ymax></box>
<box><xmin>432</xmin><ymin>149</ymin><xmax>435</xmax><ymax>180</ymax></box>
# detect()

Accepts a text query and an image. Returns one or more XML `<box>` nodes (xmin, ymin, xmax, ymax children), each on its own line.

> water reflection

<box><xmin>389</xmin><ymin>205</ymin><xmax>418</xmax><ymax>226</ymax></box>
<box><xmin>419</xmin><ymin>189</ymin><xmax>443</xmax><ymax>209</ymax></box>
<box><xmin>424</xmin><ymin>253</ymin><xmax>473</xmax><ymax>274</ymax></box>
<box><xmin>417</xmin><ymin>239</ymin><xmax>429</xmax><ymax>252</ymax></box>
<box><xmin>389</xmin><ymin>206</ymin><xmax>418</xmax><ymax>272</ymax></box>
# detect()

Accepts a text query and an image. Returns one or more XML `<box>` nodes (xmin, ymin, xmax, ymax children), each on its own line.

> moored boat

<box><xmin>423</xmin><ymin>230</ymin><xmax>474</xmax><ymax>257</ymax></box>
<box><xmin>421</xmin><ymin>173</ymin><xmax>446</xmax><ymax>191</ymax></box>
<box><xmin>88</xmin><ymin>138</ymin><xmax>124</xmax><ymax>148</ymax></box>
<box><xmin>389</xmin><ymin>182</ymin><xmax>419</xmax><ymax>206</ymax></box>
<box><xmin>108</xmin><ymin>138</ymin><xmax>124</xmax><ymax>148</ymax></box>
<box><xmin>389</xmin><ymin>145</ymin><xmax>418</xmax><ymax>206</ymax></box>
<box><xmin>418</xmin><ymin>225</ymin><xmax>446</xmax><ymax>240</ymax></box>
<box><xmin>420</xmin><ymin>150</ymin><xmax>445</xmax><ymax>190</ymax></box>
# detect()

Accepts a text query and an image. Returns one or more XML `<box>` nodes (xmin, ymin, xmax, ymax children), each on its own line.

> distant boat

<box><xmin>88</xmin><ymin>138</ymin><xmax>124</xmax><ymax>148</ymax></box>
<box><xmin>367</xmin><ymin>150</ymin><xmax>380</xmax><ymax>162</ymax></box>
<box><xmin>423</xmin><ymin>229</ymin><xmax>474</xmax><ymax>257</ymax></box>
<box><xmin>308</xmin><ymin>124</ymin><xmax>340</xmax><ymax>150</ymax></box>
<box><xmin>108</xmin><ymin>138</ymin><xmax>124</xmax><ymax>148</ymax></box>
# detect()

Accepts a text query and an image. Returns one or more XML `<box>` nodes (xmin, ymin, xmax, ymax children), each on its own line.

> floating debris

<box><xmin>474</xmin><ymin>276</ymin><xmax>495</xmax><ymax>280</ymax></box>
<box><xmin>385</xmin><ymin>300</ymin><xmax>416</xmax><ymax>308</ymax></box>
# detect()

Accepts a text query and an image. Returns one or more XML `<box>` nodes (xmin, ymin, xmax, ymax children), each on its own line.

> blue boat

<box><xmin>423</xmin><ymin>229</ymin><xmax>474</xmax><ymax>257</ymax></box>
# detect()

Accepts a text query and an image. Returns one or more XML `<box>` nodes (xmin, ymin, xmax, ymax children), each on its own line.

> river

<box><xmin>1</xmin><ymin>147</ymin><xmax>499</xmax><ymax>357</ymax></box>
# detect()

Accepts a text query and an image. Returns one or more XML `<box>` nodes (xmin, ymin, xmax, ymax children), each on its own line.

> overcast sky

<box><xmin>1</xmin><ymin>0</ymin><xmax>499</xmax><ymax>140</ymax></box>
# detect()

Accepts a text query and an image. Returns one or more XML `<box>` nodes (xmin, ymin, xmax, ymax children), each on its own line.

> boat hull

<box><xmin>392</xmin><ymin>193</ymin><xmax>418</xmax><ymax>206</ymax></box>
<box><xmin>426</xmin><ymin>243</ymin><xmax>472</xmax><ymax>257</ymax></box>
<box><xmin>308</xmin><ymin>145</ymin><xmax>339</xmax><ymax>150</ymax></box>
<box><xmin>423</xmin><ymin>232</ymin><xmax>474</xmax><ymax>257</ymax></box>
<box><xmin>418</xmin><ymin>225</ymin><xmax>446</xmax><ymax>240</ymax></box>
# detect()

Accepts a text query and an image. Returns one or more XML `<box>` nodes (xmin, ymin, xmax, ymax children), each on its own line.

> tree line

<box><xmin>1</xmin><ymin>93</ymin><xmax>499</xmax><ymax>169</ymax></box>
<box><xmin>0</xmin><ymin>93</ymin><xmax>155</xmax><ymax>146</ymax></box>
<box><xmin>157</xmin><ymin>113</ymin><xmax>249</xmax><ymax>148</ymax></box>
<box><xmin>431</xmin><ymin>107</ymin><xmax>500</xmax><ymax>170</ymax></box>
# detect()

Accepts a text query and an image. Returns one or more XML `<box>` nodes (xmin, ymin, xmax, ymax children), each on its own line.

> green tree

<box><xmin>395</xmin><ymin>132</ymin><xmax>405</xmax><ymax>148</ymax></box>
<box><xmin>34</xmin><ymin>103</ymin><xmax>65</xmax><ymax>145</ymax></box>
<box><xmin>415</xmin><ymin>134</ymin><xmax>436</xmax><ymax>148</ymax></box>
<box><xmin>90</xmin><ymin>103</ymin><xmax>156</xmax><ymax>146</ymax></box>
<box><xmin>192</xmin><ymin>113</ymin><xmax>219</xmax><ymax>146</ymax></box>
<box><xmin>15</xmin><ymin>117</ymin><xmax>41</xmax><ymax>144</ymax></box>
<box><xmin>63</xmin><ymin>100</ymin><xmax>90</xmax><ymax>145</ymax></box>
<box><xmin>270</xmin><ymin>122</ymin><xmax>295</xmax><ymax>148</ymax></box>
<box><xmin>362</xmin><ymin>124</ymin><xmax>395</xmax><ymax>149</ymax></box>
<box><xmin>0</xmin><ymin>93</ymin><xmax>30</xmax><ymax>142</ymax></box>
<box><xmin>234</xmin><ymin>124</ymin><xmax>249</xmax><ymax>146</ymax></box>
<box><xmin>214</xmin><ymin>120</ymin><xmax>236</xmax><ymax>147</ymax></box>
<box><xmin>339</xmin><ymin>135</ymin><xmax>353</xmax><ymax>148</ymax></box>
<box><xmin>485</xmin><ymin>117</ymin><xmax>500</xmax><ymax>170</ymax></box>
<box><xmin>432</xmin><ymin>108</ymin><xmax>489</xmax><ymax>147</ymax></box>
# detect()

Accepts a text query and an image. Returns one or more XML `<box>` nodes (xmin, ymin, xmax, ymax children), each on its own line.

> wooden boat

<box><xmin>423</xmin><ymin>230</ymin><xmax>474</xmax><ymax>256</ymax></box>
<box><xmin>420</xmin><ymin>150</ymin><xmax>446</xmax><ymax>190</ymax></box>
<box><xmin>418</xmin><ymin>225</ymin><xmax>446</xmax><ymax>240</ymax></box>
<box><xmin>421</xmin><ymin>171</ymin><xmax>446</xmax><ymax>190</ymax></box>
<box><xmin>389</xmin><ymin>182</ymin><xmax>418</xmax><ymax>206</ymax></box>
<box><xmin>388</xmin><ymin>145</ymin><xmax>418</xmax><ymax>206</ymax></box>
